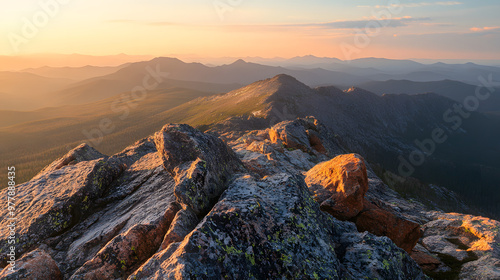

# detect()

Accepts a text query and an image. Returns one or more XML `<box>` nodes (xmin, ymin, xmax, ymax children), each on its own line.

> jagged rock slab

<box><xmin>69</xmin><ymin>203</ymin><xmax>180</xmax><ymax>280</ymax></box>
<box><xmin>130</xmin><ymin>173</ymin><xmax>428</xmax><ymax>280</ymax></box>
<box><xmin>154</xmin><ymin>124</ymin><xmax>244</xmax><ymax>215</ymax></box>
<box><xmin>418</xmin><ymin>212</ymin><xmax>500</xmax><ymax>279</ymax></box>
<box><xmin>58</xmin><ymin>139</ymin><xmax>179</xmax><ymax>278</ymax></box>
<box><xmin>35</xmin><ymin>144</ymin><xmax>107</xmax><ymax>178</ymax></box>
<box><xmin>0</xmin><ymin>156</ymin><xmax>124</xmax><ymax>266</ymax></box>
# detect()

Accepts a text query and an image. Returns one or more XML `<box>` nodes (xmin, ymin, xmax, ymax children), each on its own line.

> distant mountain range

<box><xmin>21</xmin><ymin>65</ymin><xmax>129</xmax><ymax>81</ymax></box>
<box><xmin>3</xmin><ymin>56</ymin><xmax>500</xmax><ymax>111</ymax></box>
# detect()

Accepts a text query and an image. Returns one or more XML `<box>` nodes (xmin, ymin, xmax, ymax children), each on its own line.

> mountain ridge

<box><xmin>153</xmin><ymin>74</ymin><xmax>500</xmax><ymax>217</ymax></box>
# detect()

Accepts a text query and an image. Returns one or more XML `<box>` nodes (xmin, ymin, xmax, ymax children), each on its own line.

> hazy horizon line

<box><xmin>2</xmin><ymin>52</ymin><xmax>500</xmax><ymax>66</ymax></box>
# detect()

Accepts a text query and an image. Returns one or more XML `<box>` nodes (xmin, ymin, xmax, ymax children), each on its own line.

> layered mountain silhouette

<box><xmin>4</xmin><ymin>56</ymin><xmax>500</xmax><ymax>112</ymax></box>
<box><xmin>46</xmin><ymin>58</ymin><xmax>368</xmax><ymax>106</ymax></box>
<box><xmin>359</xmin><ymin>79</ymin><xmax>500</xmax><ymax>113</ymax></box>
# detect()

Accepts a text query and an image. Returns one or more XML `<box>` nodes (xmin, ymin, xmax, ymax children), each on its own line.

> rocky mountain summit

<box><xmin>1</xmin><ymin>116</ymin><xmax>499</xmax><ymax>279</ymax></box>
<box><xmin>159</xmin><ymin>74</ymin><xmax>500</xmax><ymax>217</ymax></box>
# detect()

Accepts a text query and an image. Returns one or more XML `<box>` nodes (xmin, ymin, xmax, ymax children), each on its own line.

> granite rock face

<box><xmin>414</xmin><ymin>212</ymin><xmax>500</xmax><ymax>279</ymax></box>
<box><xmin>154</xmin><ymin>124</ymin><xmax>244</xmax><ymax>215</ymax></box>
<box><xmin>2</xmin><ymin>119</ymin><xmax>498</xmax><ymax>279</ymax></box>
<box><xmin>0</xmin><ymin>155</ymin><xmax>124</xmax><ymax>266</ymax></box>
<box><xmin>130</xmin><ymin>173</ymin><xmax>427</xmax><ymax>280</ymax></box>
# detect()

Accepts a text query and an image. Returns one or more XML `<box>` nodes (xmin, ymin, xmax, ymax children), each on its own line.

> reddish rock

<box><xmin>305</xmin><ymin>154</ymin><xmax>369</xmax><ymax>220</ymax></box>
<box><xmin>0</xmin><ymin>249</ymin><xmax>62</xmax><ymax>280</ymax></box>
<box><xmin>410</xmin><ymin>246</ymin><xmax>442</xmax><ymax>271</ymax></box>
<box><xmin>353</xmin><ymin>200</ymin><xmax>422</xmax><ymax>253</ymax></box>
<box><xmin>160</xmin><ymin>207</ymin><xmax>199</xmax><ymax>250</ymax></box>
<box><xmin>69</xmin><ymin>202</ymin><xmax>180</xmax><ymax>279</ymax></box>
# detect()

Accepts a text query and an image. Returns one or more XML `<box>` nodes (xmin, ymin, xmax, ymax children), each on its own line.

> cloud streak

<box><xmin>358</xmin><ymin>1</ymin><xmax>462</xmax><ymax>9</ymax></box>
<box><xmin>105</xmin><ymin>20</ymin><xmax>178</xmax><ymax>26</ymax></box>
<box><xmin>295</xmin><ymin>16</ymin><xmax>431</xmax><ymax>29</ymax></box>
<box><xmin>470</xmin><ymin>26</ymin><xmax>500</xmax><ymax>32</ymax></box>
<box><xmin>107</xmin><ymin>16</ymin><xmax>431</xmax><ymax>31</ymax></box>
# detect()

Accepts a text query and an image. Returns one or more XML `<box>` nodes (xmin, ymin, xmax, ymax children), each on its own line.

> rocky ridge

<box><xmin>0</xmin><ymin>117</ymin><xmax>498</xmax><ymax>279</ymax></box>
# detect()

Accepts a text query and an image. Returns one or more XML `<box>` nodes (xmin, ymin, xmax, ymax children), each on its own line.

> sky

<box><xmin>0</xmin><ymin>0</ymin><xmax>499</xmax><ymax>60</ymax></box>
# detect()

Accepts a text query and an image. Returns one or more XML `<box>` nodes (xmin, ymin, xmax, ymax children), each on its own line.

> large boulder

<box><xmin>130</xmin><ymin>174</ymin><xmax>344</xmax><ymax>279</ymax></box>
<box><xmin>268</xmin><ymin>117</ymin><xmax>343</xmax><ymax>156</ymax></box>
<box><xmin>154</xmin><ymin>124</ymin><xmax>244</xmax><ymax>215</ymax></box>
<box><xmin>305</xmin><ymin>153</ymin><xmax>369</xmax><ymax>220</ymax></box>
<box><xmin>130</xmin><ymin>173</ymin><xmax>428</xmax><ymax>280</ymax></box>
<box><xmin>305</xmin><ymin>154</ymin><xmax>422</xmax><ymax>253</ymax></box>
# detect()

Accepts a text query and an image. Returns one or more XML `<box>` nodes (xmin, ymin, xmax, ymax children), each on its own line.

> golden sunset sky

<box><xmin>1</xmin><ymin>0</ymin><xmax>499</xmax><ymax>60</ymax></box>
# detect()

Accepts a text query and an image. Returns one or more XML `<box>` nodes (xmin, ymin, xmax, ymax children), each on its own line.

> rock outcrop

<box><xmin>304</xmin><ymin>153</ymin><xmax>422</xmax><ymax>253</ymax></box>
<box><xmin>1</xmin><ymin>117</ymin><xmax>498</xmax><ymax>279</ymax></box>
<box><xmin>0</xmin><ymin>155</ymin><xmax>124</xmax><ymax>266</ymax></box>
<box><xmin>268</xmin><ymin>117</ymin><xmax>343</xmax><ymax>157</ymax></box>
<box><xmin>70</xmin><ymin>203</ymin><xmax>180</xmax><ymax>279</ymax></box>
<box><xmin>130</xmin><ymin>173</ymin><xmax>427</xmax><ymax>280</ymax></box>
<box><xmin>36</xmin><ymin>144</ymin><xmax>107</xmax><ymax>178</ymax></box>
<box><xmin>154</xmin><ymin>124</ymin><xmax>244</xmax><ymax>215</ymax></box>
<box><xmin>414</xmin><ymin>212</ymin><xmax>500</xmax><ymax>279</ymax></box>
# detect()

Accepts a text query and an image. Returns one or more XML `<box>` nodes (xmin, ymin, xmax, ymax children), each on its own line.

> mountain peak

<box><xmin>228</xmin><ymin>74</ymin><xmax>310</xmax><ymax>99</ymax></box>
<box><xmin>269</xmin><ymin>73</ymin><xmax>301</xmax><ymax>84</ymax></box>
<box><xmin>230</xmin><ymin>59</ymin><xmax>248</xmax><ymax>66</ymax></box>
<box><xmin>151</xmin><ymin>57</ymin><xmax>185</xmax><ymax>64</ymax></box>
